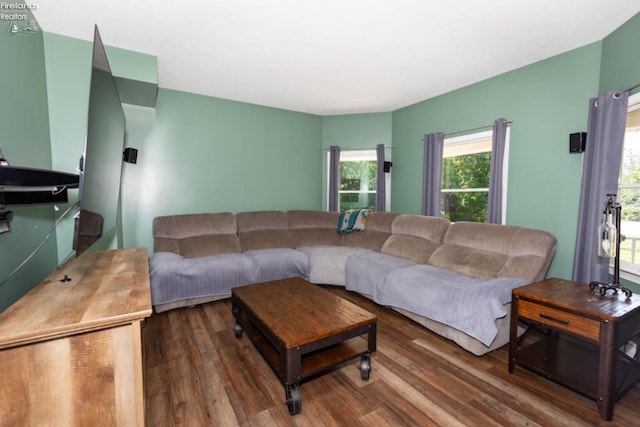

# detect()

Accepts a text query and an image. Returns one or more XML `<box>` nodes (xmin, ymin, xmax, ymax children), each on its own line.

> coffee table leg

<box><xmin>232</xmin><ymin>300</ymin><xmax>243</xmax><ymax>338</ymax></box>
<box><xmin>285</xmin><ymin>383</ymin><xmax>301</xmax><ymax>415</ymax></box>
<box><xmin>360</xmin><ymin>321</ymin><xmax>376</xmax><ymax>381</ymax></box>
<box><xmin>234</xmin><ymin>323</ymin><xmax>243</xmax><ymax>338</ymax></box>
<box><xmin>368</xmin><ymin>322</ymin><xmax>377</xmax><ymax>353</ymax></box>
<box><xmin>359</xmin><ymin>353</ymin><xmax>372</xmax><ymax>380</ymax></box>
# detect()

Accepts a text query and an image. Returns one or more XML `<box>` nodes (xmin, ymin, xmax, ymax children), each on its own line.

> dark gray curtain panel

<box><xmin>487</xmin><ymin>118</ymin><xmax>509</xmax><ymax>224</ymax></box>
<box><xmin>421</xmin><ymin>132</ymin><xmax>444</xmax><ymax>216</ymax></box>
<box><xmin>328</xmin><ymin>145</ymin><xmax>341</xmax><ymax>212</ymax></box>
<box><xmin>572</xmin><ymin>89</ymin><xmax>629</xmax><ymax>284</ymax></box>
<box><xmin>375</xmin><ymin>144</ymin><xmax>386</xmax><ymax>211</ymax></box>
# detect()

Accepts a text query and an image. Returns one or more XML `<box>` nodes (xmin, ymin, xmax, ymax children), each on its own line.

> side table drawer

<box><xmin>518</xmin><ymin>299</ymin><xmax>600</xmax><ymax>341</ymax></box>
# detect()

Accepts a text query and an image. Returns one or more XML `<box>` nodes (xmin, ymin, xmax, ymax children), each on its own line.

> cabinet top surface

<box><xmin>0</xmin><ymin>247</ymin><xmax>152</xmax><ymax>348</ymax></box>
<box><xmin>513</xmin><ymin>278</ymin><xmax>640</xmax><ymax>320</ymax></box>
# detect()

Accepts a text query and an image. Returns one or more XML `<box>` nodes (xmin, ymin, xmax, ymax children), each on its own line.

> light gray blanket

<box><xmin>374</xmin><ymin>264</ymin><xmax>526</xmax><ymax>346</ymax></box>
<box><xmin>345</xmin><ymin>251</ymin><xmax>416</xmax><ymax>296</ymax></box>
<box><xmin>149</xmin><ymin>249</ymin><xmax>309</xmax><ymax>306</ymax></box>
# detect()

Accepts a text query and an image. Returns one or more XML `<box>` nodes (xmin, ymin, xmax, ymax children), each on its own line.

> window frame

<box><xmin>616</xmin><ymin>92</ymin><xmax>640</xmax><ymax>282</ymax></box>
<box><xmin>326</xmin><ymin>148</ymin><xmax>391</xmax><ymax>212</ymax></box>
<box><xmin>441</xmin><ymin>129</ymin><xmax>509</xmax><ymax>223</ymax></box>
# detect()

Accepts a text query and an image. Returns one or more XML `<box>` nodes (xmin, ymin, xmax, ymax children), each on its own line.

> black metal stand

<box><xmin>589</xmin><ymin>194</ymin><xmax>633</xmax><ymax>298</ymax></box>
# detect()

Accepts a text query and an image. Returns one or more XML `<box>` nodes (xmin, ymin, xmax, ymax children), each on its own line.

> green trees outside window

<box><xmin>441</xmin><ymin>152</ymin><xmax>491</xmax><ymax>222</ymax></box>
<box><xmin>336</xmin><ymin>142</ymin><xmax>493</xmax><ymax>221</ymax></box>
<box><xmin>339</xmin><ymin>160</ymin><xmax>377</xmax><ymax>210</ymax></box>
<box><xmin>618</xmin><ymin>117</ymin><xmax>640</xmax><ymax>266</ymax></box>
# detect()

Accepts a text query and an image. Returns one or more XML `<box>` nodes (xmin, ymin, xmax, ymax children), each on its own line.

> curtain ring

<box><xmin>613</xmin><ymin>91</ymin><xmax>623</xmax><ymax>99</ymax></box>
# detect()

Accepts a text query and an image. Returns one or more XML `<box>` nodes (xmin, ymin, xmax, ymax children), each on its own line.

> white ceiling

<box><xmin>31</xmin><ymin>1</ymin><xmax>640</xmax><ymax>115</ymax></box>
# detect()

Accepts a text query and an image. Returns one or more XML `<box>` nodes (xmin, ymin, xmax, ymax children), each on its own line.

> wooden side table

<box><xmin>509</xmin><ymin>278</ymin><xmax>640</xmax><ymax>421</ymax></box>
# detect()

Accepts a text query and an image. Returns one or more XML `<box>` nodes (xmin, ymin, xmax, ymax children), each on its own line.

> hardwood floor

<box><xmin>143</xmin><ymin>287</ymin><xmax>640</xmax><ymax>426</ymax></box>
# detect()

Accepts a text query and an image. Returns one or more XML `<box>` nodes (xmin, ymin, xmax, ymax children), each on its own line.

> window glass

<box><xmin>618</xmin><ymin>96</ymin><xmax>640</xmax><ymax>275</ymax></box>
<box><xmin>339</xmin><ymin>150</ymin><xmax>377</xmax><ymax>210</ymax></box>
<box><xmin>441</xmin><ymin>132</ymin><xmax>492</xmax><ymax>222</ymax></box>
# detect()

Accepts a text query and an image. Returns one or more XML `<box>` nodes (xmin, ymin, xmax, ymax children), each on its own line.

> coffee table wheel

<box><xmin>234</xmin><ymin>323</ymin><xmax>243</xmax><ymax>338</ymax></box>
<box><xmin>285</xmin><ymin>383</ymin><xmax>302</xmax><ymax>415</ymax></box>
<box><xmin>359</xmin><ymin>353</ymin><xmax>371</xmax><ymax>381</ymax></box>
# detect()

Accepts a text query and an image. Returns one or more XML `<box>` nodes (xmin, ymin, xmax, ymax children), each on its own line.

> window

<box><xmin>327</xmin><ymin>149</ymin><xmax>391</xmax><ymax>211</ymax></box>
<box><xmin>618</xmin><ymin>93</ymin><xmax>640</xmax><ymax>277</ymax></box>
<box><xmin>338</xmin><ymin>150</ymin><xmax>377</xmax><ymax>210</ymax></box>
<box><xmin>441</xmin><ymin>131</ymin><xmax>495</xmax><ymax>222</ymax></box>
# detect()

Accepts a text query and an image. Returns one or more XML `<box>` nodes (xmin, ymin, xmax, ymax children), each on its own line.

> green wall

<box><xmin>599</xmin><ymin>13</ymin><xmax>640</xmax><ymax>93</ymax></box>
<box><xmin>0</xmin><ymin>15</ymin><xmax>57</xmax><ymax>311</ymax></box>
<box><xmin>120</xmin><ymin>89</ymin><xmax>323</xmax><ymax>251</ymax></box>
<box><xmin>391</xmin><ymin>43</ymin><xmax>603</xmax><ymax>279</ymax></box>
<box><xmin>321</xmin><ymin>112</ymin><xmax>393</xmax><ymax>210</ymax></box>
<box><xmin>323</xmin><ymin>113</ymin><xmax>393</xmax><ymax>148</ymax></box>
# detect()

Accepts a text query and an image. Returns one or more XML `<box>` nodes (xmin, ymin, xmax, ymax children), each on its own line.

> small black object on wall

<box><xmin>123</xmin><ymin>147</ymin><xmax>138</xmax><ymax>164</ymax></box>
<box><xmin>383</xmin><ymin>161</ymin><xmax>392</xmax><ymax>172</ymax></box>
<box><xmin>570</xmin><ymin>132</ymin><xmax>586</xmax><ymax>153</ymax></box>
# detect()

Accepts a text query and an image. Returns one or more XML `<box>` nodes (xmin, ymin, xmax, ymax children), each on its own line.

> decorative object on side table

<box><xmin>589</xmin><ymin>193</ymin><xmax>633</xmax><ymax>298</ymax></box>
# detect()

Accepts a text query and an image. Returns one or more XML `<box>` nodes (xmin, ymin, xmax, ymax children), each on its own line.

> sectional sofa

<box><xmin>149</xmin><ymin>210</ymin><xmax>557</xmax><ymax>355</ymax></box>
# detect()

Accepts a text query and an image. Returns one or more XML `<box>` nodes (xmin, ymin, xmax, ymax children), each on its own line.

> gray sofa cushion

<box><xmin>178</xmin><ymin>234</ymin><xmax>242</xmax><ymax>258</ymax></box>
<box><xmin>297</xmin><ymin>246</ymin><xmax>374</xmax><ymax>286</ymax></box>
<box><xmin>381</xmin><ymin>215</ymin><xmax>450</xmax><ymax>263</ymax></box>
<box><xmin>153</xmin><ymin>212</ymin><xmax>240</xmax><ymax>257</ymax></box>
<box><xmin>237</xmin><ymin>211</ymin><xmax>292</xmax><ymax>251</ymax></box>
<box><xmin>243</xmin><ymin>248</ymin><xmax>310</xmax><ymax>283</ymax></box>
<box><xmin>149</xmin><ymin>252</ymin><xmax>256</xmax><ymax>306</ymax></box>
<box><xmin>287</xmin><ymin>210</ymin><xmax>342</xmax><ymax>247</ymax></box>
<box><xmin>345</xmin><ymin>251</ymin><xmax>416</xmax><ymax>297</ymax></box>
<box><xmin>342</xmin><ymin>212</ymin><xmax>398</xmax><ymax>251</ymax></box>
<box><xmin>428</xmin><ymin>222</ymin><xmax>557</xmax><ymax>281</ymax></box>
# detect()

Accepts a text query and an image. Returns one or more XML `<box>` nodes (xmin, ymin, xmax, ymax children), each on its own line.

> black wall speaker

<box><xmin>123</xmin><ymin>147</ymin><xmax>138</xmax><ymax>164</ymax></box>
<box><xmin>383</xmin><ymin>161</ymin><xmax>393</xmax><ymax>172</ymax></box>
<box><xmin>569</xmin><ymin>132</ymin><xmax>586</xmax><ymax>153</ymax></box>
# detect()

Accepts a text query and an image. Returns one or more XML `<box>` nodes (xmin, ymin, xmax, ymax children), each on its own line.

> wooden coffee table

<box><xmin>231</xmin><ymin>277</ymin><xmax>377</xmax><ymax>415</ymax></box>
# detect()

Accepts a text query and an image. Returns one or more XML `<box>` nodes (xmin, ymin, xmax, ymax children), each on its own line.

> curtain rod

<box><xmin>320</xmin><ymin>145</ymin><xmax>393</xmax><ymax>151</ymax></box>
<box><xmin>420</xmin><ymin>119</ymin><xmax>513</xmax><ymax>140</ymax></box>
<box><xmin>615</xmin><ymin>82</ymin><xmax>640</xmax><ymax>98</ymax></box>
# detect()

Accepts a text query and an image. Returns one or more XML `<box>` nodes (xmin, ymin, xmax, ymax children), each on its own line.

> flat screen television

<box><xmin>73</xmin><ymin>26</ymin><xmax>125</xmax><ymax>256</ymax></box>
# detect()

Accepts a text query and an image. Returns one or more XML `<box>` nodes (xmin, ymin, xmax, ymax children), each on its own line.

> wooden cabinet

<box><xmin>0</xmin><ymin>248</ymin><xmax>151</xmax><ymax>426</ymax></box>
<box><xmin>509</xmin><ymin>278</ymin><xmax>640</xmax><ymax>421</ymax></box>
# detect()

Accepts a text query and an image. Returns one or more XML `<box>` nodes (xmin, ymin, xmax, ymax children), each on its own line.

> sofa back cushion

<box><xmin>287</xmin><ymin>210</ymin><xmax>342</xmax><ymax>247</ymax></box>
<box><xmin>152</xmin><ymin>213</ymin><xmax>241</xmax><ymax>258</ymax></box>
<box><xmin>428</xmin><ymin>222</ymin><xmax>557</xmax><ymax>281</ymax></box>
<box><xmin>381</xmin><ymin>215</ymin><xmax>450</xmax><ymax>263</ymax></box>
<box><xmin>342</xmin><ymin>212</ymin><xmax>399</xmax><ymax>251</ymax></box>
<box><xmin>496</xmin><ymin>227</ymin><xmax>557</xmax><ymax>281</ymax></box>
<box><xmin>237</xmin><ymin>211</ymin><xmax>292</xmax><ymax>251</ymax></box>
